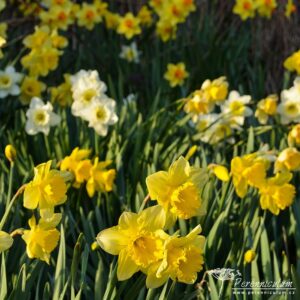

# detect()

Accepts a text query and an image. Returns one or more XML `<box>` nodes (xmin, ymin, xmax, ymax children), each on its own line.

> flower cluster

<box><xmin>150</xmin><ymin>0</ymin><xmax>196</xmax><ymax>42</ymax></box>
<box><xmin>184</xmin><ymin>76</ymin><xmax>254</xmax><ymax>144</ymax></box>
<box><xmin>233</xmin><ymin>0</ymin><xmax>297</xmax><ymax>20</ymax></box>
<box><xmin>97</xmin><ymin>156</ymin><xmax>207</xmax><ymax>287</ymax></box>
<box><xmin>70</xmin><ymin>70</ymin><xmax>118</xmax><ymax>136</ymax></box>
<box><xmin>21</xmin><ymin>161</ymin><xmax>70</xmax><ymax>263</ymax></box>
<box><xmin>60</xmin><ymin>147</ymin><xmax>116</xmax><ymax>197</ymax></box>
<box><xmin>230</xmin><ymin>149</ymin><xmax>296</xmax><ymax>215</ymax></box>
<box><xmin>21</xmin><ymin>26</ymin><xmax>68</xmax><ymax>77</ymax></box>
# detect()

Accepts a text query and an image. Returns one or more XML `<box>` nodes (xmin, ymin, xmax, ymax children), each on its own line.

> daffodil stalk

<box><xmin>0</xmin><ymin>184</ymin><xmax>26</xmax><ymax>231</ymax></box>
<box><xmin>138</xmin><ymin>194</ymin><xmax>150</xmax><ymax>213</ymax></box>
<box><xmin>10</xmin><ymin>228</ymin><xmax>24</xmax><ymax>237</ymax></box>
<box><xmin>6</xmin><ymin>163</ymin><xmax>14</xmax><ymax>209</ymax></box>
<box><xmin>43</xmin><ymin>134</ymin><xmax>51</xmax><ymax>157</ymax></box>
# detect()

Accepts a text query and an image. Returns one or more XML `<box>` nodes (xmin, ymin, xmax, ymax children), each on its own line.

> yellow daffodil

<box><xmin>24</xmin><ymin>161</ymin><xmax>68</xmax><ymax>211</ymax></box>
<box><xmin>284</xmin><ymin>50</ymin><xmax>300</xmax><ymax>75</ymax></box>
<box><xmin>256</xmin><ymin>0</ymin><xmax>277</xmax><ymax>19</ymax></box>
<box><xmin>146</xmin><ymin>156</ymin><xmax>208</xmax><ymax>226</ymax></box>
<box><xmin>288</xmin><ymin>124</ymin><xmax>300</xmax><ymax>147</ymax></box>
<box><xmin>104</xmin><ymin>11</ymin><xmax>120</xmax><ymax>30</ymax></box>
<box><xmin>255</xmin><ymin>94</ymin><xmax>278</xmax><ymax>124</ymax></box>
<box><xmin>77</xmin><ymin>3</ymin><xmax>102</xmax><ymax>30</ymax></box>
<box><xmin>50</xmin><ymin>74</ymin><xmax>73</xmax><ymax>106</ymax></box>
<box><xmin>137</xmin><ymin>6</ymin><xmax>153</xmax><ymax>27</ymax></box>
<box><xmin>164</xmin><ymin>63</ymin><xmax>189</xmax><ymax>87</ymax></box>
<box><xmin>0</xmin><ymin>36</ymin><xmax>5</xmax><ymax>59</ymax></box>
<box><xmin>117</xmin><ymin>13</ymin><xmax>141</xmax><ymax>39</ymax></box>
<box><xmin>97</xmin><ymin>205</ymin><xmax>166</xmax><ymax>281</ymax></box>
<box><xmin>233</xmin><ymin>0</ymin><xmax>256</xmax><ymax>20</ymax></box>
<box><xmin>22</xmin><ymin>213</ymin><xmax>61</xmax><ymax>264</ymax></box>
<box><xmin>60</xmin><ymin>147</ymin><xmax>92</xmax><ymax>187</ymax></box>
<box><xmin>156</xmin><ymin>19</ymin><xmax>177</xmax><ymax>42</ymax></box>
<box><xmin>0</xmin><ymin>231</ymin><xmax>13</xmax><ymax>252</ymax></box>
<box><xmin>275</xmin><ymin>148</ymin><xmax>300</xmax><ymax>172</ymax></box>
<box><xmin>258</xmin><ymin>172</ymin><xmax>295</xmax><ymax>215</ymax></box>
<box><xmin>146</xmin><ymin>225</ymin><xmax>205</xmax><ymax>288</ymax></box>
<box><xmin>285</xmin><ymin>0</ymin><xmax>297</xmax><ymax>18</ymax></box>
<box><xmin>5</xmin><ymin>144</ymin><xmax>17</xmax><ymax>163</ymax></box>
<box><xmin>231</xmin><ymin>153</ymin><xmax>268</xmax><ymax>198</ymax></box>
<box><xmin>86</xmin><ymin>158</ymin><xmax>116</xmax><ymax>197</ymax></box>
<box><xmin>209</xmin><ymin>164</ymin><xmax>230</xmax><ymax>182</ymax></box>
<box><xmin>93</xmin><ymin>0</ymin><xmax>108</xmax><ymax>16</ymax></box>
<box><xmin>20</xmin><ymin>76</ymin><xmax>46</xmax><ymax>105</ymax></box>
<box><xmin>244</xmin><ymin>249</ymin><xmax>256</xmax><ymax>263</ymax></box>
<box><xmin>201</xmin><ymin>76</ymin><xmax>229</xmax><ymax>103</ymax></box>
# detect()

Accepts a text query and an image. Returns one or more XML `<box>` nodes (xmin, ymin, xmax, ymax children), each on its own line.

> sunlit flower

<box><xmin>60</xmin><ymin>147</ymin><xmax>92</xmax><ymax>188</ymax></box>
<box><xmin>255</xmin><ymin>94</ymin><xmax>278</xmax><ymax>124</ymax></box>
<box><xmin>86</xmin><ymin>158</ymin><xmax>116</xmax><ymax>197</ymax></box>
<box><xmin>119</xmin><ymin>42</ymin><xmax>141</xmax><ymax>63</ymax></box>
<box><xmin>0</xmin><ymin>66</ymin><xmax>23</xmax><ymax>98</ymax></box>
<box><xmin>25</xmin><ymin>97</ymin><xmax>61</xmax><ymax>135</ymax></box>
<box><xmin>208</xmin><ymin>164</ymin><xmax>230</xmax><ymax>182</ymax></box>
<box><xmin>288</xmin><ymin>124</ymin><xmax>300</xmax><ymax>147</ymax></box>
<box><xmin>146</xmin><ymin>225</ymin><xmax>205</xmax><ymax>288</ymax></box>
<box><xmin>71</xmin><ymin>70</ymin><xmax>107</xmax><ymax>117</ymax></box>
<box><xmin>117</xmin><ymin>13</ymin><xmax>141</xmax><ymax>39</ymax></box>
<box><xmin>23</xmin><ymin>160</ymin><xmax>68</xmax><ymax>211</ymax></box>
<box><xmin>81</xmin><ymin>97</ymin><xmax>118</xmax><ymax>136</ymax></box>
<box><xmin>221</xmin><ymin>90</ymin><xmax>252</xmax><ymax>127</ymax></box>
<box><xmin>275</xmin><ymin>147</ymin><xmax>300</xmax><ymax>172</ymax></box>
<box><xmin>146</xmin><ymin>156</ymin><xmax>208</xmax><ymax>226</ymax></box>
<box><xmin>278</xmin><ymin>77</ymin><xmax>300</xmax><ymax>124</ymax></box>
<box><xmin>258</xmin><ymin>172</ymin><xmax>295</xmax><ymax>215</ymax></box>
<box><xmin>97</xmin><ymin>206</ymin><xmax>166</xmax><ymax>280</ymax></box>
<box><xmin>164</xmin><ymin>62</ymin><xmax>189</xmax><ymax>87</ymax></box>
<box><xmin>22</xmin><ymin>213</ymin><xmax>61</xmax><ymax>264</ymax></box>
<box><xmin>231</xmin><ymin>153</ymin><xmax>269</xmax><ymax>198</ymax></box>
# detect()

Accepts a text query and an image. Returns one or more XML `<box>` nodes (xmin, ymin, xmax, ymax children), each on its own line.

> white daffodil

<box><xmin>25</xmin><ymin>97</ymin><xmax>61</xmax><ymax>135</ymax></box>
<box><xmin>0</xmin><ymin>231</ymin><xmax>13</xmax><ymax>252</ymax></box>
<box><xmin>278</xmin><ymin>77</ymin><xmax>300</xmax><ymax>124</ymax></box>
<box><xmin>119</xmin><ymin>42</ymin><xmax>141</xmax><ymax>63</ymax></box>
<box><xmin>0</xmin><ymin>66</ymin><xmax>23</xmax><ymax>98</ymax></box>
<box><xmin>221</xmin><ymin>90</ymin><xmax>252</xmax><ymax>126</ymax></box>
<box><xmin>71</xmin><ymin>70</ymin><xmax>107</xmax><ymax>117</ymax></box>
<box><xmin>195</xmin><ymin>113</ymin><xmax>236</xmax><ymax>145</ymax></box>
<box><xmin>81</xmin><ymin>97</ymin><xmax>118</xmax><ymax>136</ymax></box>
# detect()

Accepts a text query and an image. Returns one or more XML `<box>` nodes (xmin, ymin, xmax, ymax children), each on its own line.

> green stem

<box><xmin>0</xmin><ymin>185</ymin><xmax>26</xmax><ymax>231</ymax></box>
<box><xmin>166</xmin><ymin>280</ymin><xmax>176</xmax><ymax>300</ymax></box>
<box><xmin>43</xmin><ymin>134</ymin><xmax>51</xmax><ymax>158</ymax></box>
<box><xmin>94</xmin><ymin>131</ymin><xmax>99</xmax><ymax>155</ymax></box>
<box><xmin>6</xmin><ymin>163</ymin><xmax>14</xmax><ymax>209</ymax></box>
